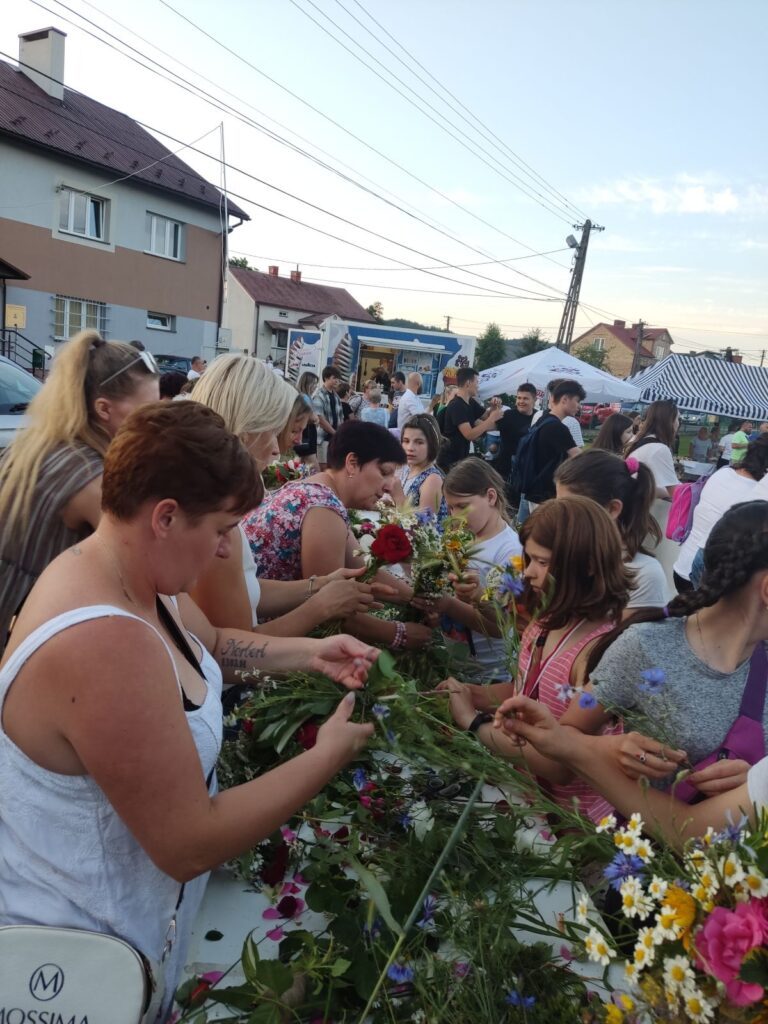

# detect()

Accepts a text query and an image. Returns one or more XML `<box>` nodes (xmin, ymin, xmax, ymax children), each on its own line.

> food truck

<box><xmin>287</xmin><ymin>317</ymin><xmax>476</xmax><ymax>398</ymax></box>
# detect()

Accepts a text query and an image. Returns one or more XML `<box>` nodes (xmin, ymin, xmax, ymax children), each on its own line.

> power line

<box><xmin>295</xmin><ymin>275</ymin><xmax>562</xmax><ymax>300</ymax></box>
<box><xmin>24</xmin><ymin>0</ymin><xmax>573</xmax><ymax>299</ymax></box>
<box><xmin>287</xmin><ymin>0</ymin><xmax>577</xmax><ymax>225</ymax></box>
<box><xmin>227</xmin><ymin>247</ymin><xmax>572</xmax><ymax>273</ymax></box>
<box><xmin>347</xmin><ymin>0</ymin><xmax>588</xmax><ymax>222</ymax></box>
<box><xmin>149</xmin><ymin>0</ymin><xmax>572</xmax><ymax>270</ymax></box>
<box><xmin>0</xmin><ymin>60</ymin><xmax>561</xmax><ymax>303</ymax></box>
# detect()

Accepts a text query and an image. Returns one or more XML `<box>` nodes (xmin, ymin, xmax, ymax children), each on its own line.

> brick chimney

<box><xmin>19</xmin><ymin>27</ymin><xmax>66</xmax><ymax>102</ymax></box>
<box><xmin>290</xmin><ymin>270</ymin><xmax>302</xmax><ymax>283</ymax></box>
<box><xmin>268</xmin><ymin>265</ymin><xmax>279</xmax><ymax>277</ymax></box>
<box><xmin>613</xmin><ymin>319</ymin><xmax>626</xmax><ymax>328</ymax></box>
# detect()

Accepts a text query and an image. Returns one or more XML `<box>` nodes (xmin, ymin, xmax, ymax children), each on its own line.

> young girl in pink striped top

<box><xmin>440</xmin><ymin>495</ymin><xmax>633</xmax><ymax>824</ymax></box>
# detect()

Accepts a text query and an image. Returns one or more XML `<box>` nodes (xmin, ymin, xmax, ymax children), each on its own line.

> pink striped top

<box><xmin>518</xmin><ymin>619</ymin><xmax>619</xmax><ymax>824</ymax></box>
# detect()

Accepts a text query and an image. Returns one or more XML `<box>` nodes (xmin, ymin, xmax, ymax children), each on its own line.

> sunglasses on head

<box><xmin>100</xmin><ymin>349</ymin><xmax>160</xmax><ymax>387</ymax></box>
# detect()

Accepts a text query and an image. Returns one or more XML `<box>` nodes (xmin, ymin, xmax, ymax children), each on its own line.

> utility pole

<box><xmin>761</xmin><ymin>350</ymin><xmax>765</xmax><ymax>367</ymax></box>
<box><xmin>630</xmin><ymin>319</ymin><xmax>645</xmax><ymax>378</ymax></box>
<box><xmin>555</xmin><ymin>219</ymin><xmax>604</xmax><ymax>351</ymax></box>
<box><xmin>444</xmin><ymin>315</ymin><xmax>452</xmax><ymax>332</ymax></box>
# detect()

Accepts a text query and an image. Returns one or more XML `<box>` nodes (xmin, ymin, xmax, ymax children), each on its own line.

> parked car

<box><xmin>579</xmin><ymin>403</ymin><xmax>616</xmax><ymax>429</ymax></box>
<box><xmin>155</xmin><ymin>354</ymin><xmax>193</xmax><ymax>375</ymax></box>
<box><xmin>0</xmin><ymin>355</ymin><xmax>42</xmax><ymax>451</ymax></box>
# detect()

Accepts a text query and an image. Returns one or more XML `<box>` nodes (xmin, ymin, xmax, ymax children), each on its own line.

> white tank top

<box><xmin>0</xmin><ymin>604</ymin><xmax>223</xmax><ymax>1013</ymax></box>
<box><xmin>239</xmin><ymin>523</ymin><xmax>261</xmax><ymax>627</ymax></box>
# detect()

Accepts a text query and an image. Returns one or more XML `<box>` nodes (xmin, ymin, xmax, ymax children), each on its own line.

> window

<box><xmin>58</xmin><ymin>187</ymin><xmax>108</xmax><ymax>241</ymax></box>
<box><xmin>54</xmin><ymin>295</ymin><xmax>107</xmax><ymax>340</ymax></box>
<box><xmin>146</xmin><ymin>213</ymin><xmax>184</xmax><ymax>260</ymax></box>
<box><xmin>593</xmin><ymin>336</ymin><xmax>605</xmax><ymax>351</ymax></box>
<box><xmin>654</xmin><ymin>343</ymin><xmax>665</xmax><ymax>359</ymax></box>
<box><xmin>147</xmin><ymin>311</ymin><xmax>175</xmax><ymax>332</ymax></box>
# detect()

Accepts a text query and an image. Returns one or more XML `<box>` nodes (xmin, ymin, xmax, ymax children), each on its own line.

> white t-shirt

<box><xmin>627</xmin><ymin>551</ymin><xmax>668</xmax><ymax>609</ymax></box>
<box><xmin>719</xmin><ymin>433</ymin><xmax>735</xmax><ymax>461</ymax></box>
<box><xmin>562</xmin><ymin>415</ymin><xmax>584</xmax><ymax>448</ymax></box>
<box><xmin>187</xmin><ymin>368</ymin><xmax>201</xmax><ymax>381</ymax></box>
<box><xmin>459</xmin><ymin>524</ymin><xmax>523</xmax><ymax>681</ymax></box>
<box><xmin>396</xmin><ymin>388</ymin><xmax>424</xmax><ymax>431</ymax></box>
<box><xmin>748</xmin><ymin>756</ymin><xmax>768</xmax><ymax>808</ymax></box>
<box><xmin>633</xmin><ymin>441</ymin><xmax>678</xmax><ymax>497</ymax></box>
<box><xmin>674</xmin><ymin>468</ymin><xmax>757</xmax><ymax>581</ymax></box>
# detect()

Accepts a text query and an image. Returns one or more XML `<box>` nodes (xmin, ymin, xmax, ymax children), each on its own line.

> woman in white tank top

<box><xmin>0</xmin><ymin>402</ymin><xmax>377</xmax><ymax>1018</ymax></box>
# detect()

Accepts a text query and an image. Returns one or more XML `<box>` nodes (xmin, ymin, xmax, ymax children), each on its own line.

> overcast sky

<box><xmin>4</xmin><ymin>0</ymin><xmax>767</xmax><ymax>359</ymax></box>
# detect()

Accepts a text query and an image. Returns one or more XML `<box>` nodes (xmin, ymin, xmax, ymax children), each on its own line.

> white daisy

<box><xmin>595</xmin><ymin>813</ymin><xmax>617</xmax><ymax>834</ymax></box>
<box><xmin>663</xmin><ymin>954</ymin><xmax>695</xmax><ymax>992</ymax></box>
<box><xmin>718</xmin><ymin>852</ymin><xmax>745</xmax><ymax>887</ymax></box>
<box><xmin>584</xmin><ymin>927</ymin><xmax>615</xmax><ymax>967</ymax></box>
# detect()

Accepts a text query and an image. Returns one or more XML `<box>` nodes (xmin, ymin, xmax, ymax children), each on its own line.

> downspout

<box><xmin>254</xmin><ymin>303</ymin><xmax>261</xmax><ymax>357</ymax></box>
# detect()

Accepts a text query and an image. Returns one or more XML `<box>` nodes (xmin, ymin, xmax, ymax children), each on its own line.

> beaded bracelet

<box><xmin>389</xmin><ymin>621</ymin><xmax>407</xmax><ymax>651</ymax></box>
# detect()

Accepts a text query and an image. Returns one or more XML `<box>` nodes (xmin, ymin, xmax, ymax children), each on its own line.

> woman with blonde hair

<box><xmin>190</xmin><ymin>355</ymin><xmax>379</xmax><ymax>635</ymax></box>
<box><xmin>0</xmin><ymin>329</ymin><xmax>159</xmax><ymax>646</ymax></box>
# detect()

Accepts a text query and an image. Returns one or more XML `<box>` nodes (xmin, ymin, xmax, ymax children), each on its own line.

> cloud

<box><xmin>578</xmin><ymin>177</ymin><xmax>768</xmax><ymax>215</ymax></box>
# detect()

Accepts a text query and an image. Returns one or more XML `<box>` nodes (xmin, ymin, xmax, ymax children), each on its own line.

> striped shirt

<box><xmin>0</xmin><ymin>444</ymin><xmax>103</xmax><ymax>646</ymax></box>
<box><xmin>518</xmin><ymin>619</ymin><xmax>619</xmax><ymax>824</ymax></box>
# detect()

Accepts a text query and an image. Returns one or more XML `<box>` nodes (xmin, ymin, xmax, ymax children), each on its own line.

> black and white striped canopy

<box><xmin>629</xmin><ymin>354</ymin><xmax>768</xmax><ymax>421</ymax></box>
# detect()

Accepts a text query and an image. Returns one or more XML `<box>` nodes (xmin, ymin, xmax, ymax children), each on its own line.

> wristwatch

<box><xmin>467</xmin><ymin>712</ymin><xmax>493</xmax><ymax>734</ymax></box>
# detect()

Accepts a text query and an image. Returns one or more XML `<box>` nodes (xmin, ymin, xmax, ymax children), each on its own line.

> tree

<box><xmin>366</xmin><ymin>302</ymin><xmax>384</xmax><ymax>322</ymax></box>
<box><xmin>575</xmin><ymin>342</ymin><xmax>611</xmax><ymax>372</ymax></box>
<box><xmin>475</xmin><ymin>323</ymin><xmax>507</xmax><ymax>371</ymax></box>
<box><xmin>228</xmin><ymin>256</ymin><xmax>251</xmax><ymax>269</ymax></box>
<box><xmin>518</xmin><ymin>328</ymin><xmax>550</xmax><ymax>356</ymax></box>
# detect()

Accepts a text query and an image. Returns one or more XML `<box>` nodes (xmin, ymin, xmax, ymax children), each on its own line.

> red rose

<box><xmin>242</xmin><ymin>719</ymin><xmax>254</xmax><ymax>735</ymax></box>
<box><xmin>370</xmin><ymin>524</ymin><xmax>413</xmax><ymax>564</ymax></box>
<box><xmin>296</xmin><ymin>721</ymin><xmax>319</xmax><ymax>749</ymax></box>
<box><xmin>260</xmin><ymin>841</ymin><xmax>289</xmax><ymax>886</ymax></box>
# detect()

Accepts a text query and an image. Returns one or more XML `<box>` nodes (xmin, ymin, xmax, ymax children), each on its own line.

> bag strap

<box><xmin>740</xmin><ymin>642</ymin><xmax>768</xmax><ymax>720</ymax></box>
<box><xmin>155</xmin><ymin>598</ymin><xmax>206</xmax><ymax>682</ymax></box>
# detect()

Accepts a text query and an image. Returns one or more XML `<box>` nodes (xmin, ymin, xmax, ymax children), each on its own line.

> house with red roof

<box><xmin>0</xmin><ymin>27</ymin><xmax>248</xmax><ymax>364</ymax></box>
<box><xmin>571</xmin><ymin>320</ymin><xmax>673</xmax><ymax>377</ymax></box>
<box><xmin>223</xmin><ymin>264</ymin><xmax>373</xmax><ymax>363</ymax></box>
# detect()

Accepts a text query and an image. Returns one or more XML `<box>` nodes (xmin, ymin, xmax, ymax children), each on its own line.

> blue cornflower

<box><xmin>398</xmin><ymin>811</ymin><xmax>413</xmax><ymax>829</ymax></box>
<box><xmin>505</xmin><ymin>990</ymin><xmax>536</xmax><ymax>1008</ymax></box>
<box><xmin>385</xmin><ymin>728</ymin><xmax>397</xmax><ymax>745</ymax></box>
<box><xmin>578</xmin><ymin>691</ymin><xmax>598</xmax><ymax>709</ymax></box>
<box><xmin>387</xmin><ymin>962</ymin><xmax>415</xmax><ymax>983</ymax></box>
<box><xmin>638</xmin><ymin>668</ymin><xmax>667</xmax><ymax>695</ymax></box>
<box><xmin>603</xmin><ymin>853</ymin><xmax>646</xmax><ymax>891</ymax></box>
<box><xmin>352</xmin><ymin>767</ymin><xmax>368</xmax><ymax>792</ymax></box>
<box><xmin>717</xmin><ymin>809</ymin><xmax>750</xmax><ymax>846</ymax></box>
<box><xmin>498</xmin><ymin>572</ymin><xmax>525</xmax><ymax>598</ymax></box>
<box><xmin>371</xmin><ymin>703</ymin><xmax>391</xmax><ymax>719</ymax></box>
<box><xmin>416</xmin><ymin>894</ymin><xmax>437</xmax><ymax>930</ymax></box>
<box><xmin>415</xmin><ymin>509</ymin><xmax>436</xmax><ymax>526</ymax></box>
<box><xmin>556</xmin><ymin>683</ymin><xmax>575</xmax><ymax>704</ymax></box>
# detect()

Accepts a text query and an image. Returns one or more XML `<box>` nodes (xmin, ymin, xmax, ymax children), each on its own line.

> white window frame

<box><xmin>146</xmin><ymin>213</ymin><xmax>185</xmax><ymax>261</ymax></box>
<box><xmin>147</xmin><ymin>311</ymin><xmax>176</xmax><ymax>332</ymax></box>
<box><xmin>53</xmin><ymin>295</ymin><xmax>108</xmax><ymax>340</ymax></box>
<box><xmin>593</xmin><ymin>336</ymin><xmax>605</xmax><ymax>351</ymax></box>
<box><xmin>58</xmin><ymin>187</ymin><xmax>108</xmax><ymax>242</ymax></box>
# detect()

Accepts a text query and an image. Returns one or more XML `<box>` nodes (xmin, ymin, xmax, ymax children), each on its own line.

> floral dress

<box><xmin>398</xmin><ymin>465</ymin><xmax>449</xmax><ymax>521</ymax></box>
<box><xmin>242</xmin><ymin>481</ymin><xmax>349</xmax><ymax>581</ymax></box>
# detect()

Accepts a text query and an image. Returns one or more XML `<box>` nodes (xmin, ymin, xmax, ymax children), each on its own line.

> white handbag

<box><xmin>0</xmin><ymin>925</ymin><xmax>166</xmax><ymax>1023</ymax></box>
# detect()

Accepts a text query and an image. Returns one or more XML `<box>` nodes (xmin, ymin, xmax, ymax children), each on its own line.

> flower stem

<box><xmin>355</xmin><ymin>776</ymin><xmax>485</xmax><ymax>1024</ymax></box>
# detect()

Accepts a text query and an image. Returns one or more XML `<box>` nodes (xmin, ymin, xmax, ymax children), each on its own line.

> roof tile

<box><xmin>230</xmin><ymin>267</ymin><xmax>374</xmax><ymax>322</ymax></box>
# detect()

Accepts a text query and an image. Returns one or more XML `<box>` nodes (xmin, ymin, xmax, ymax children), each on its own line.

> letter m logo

<box><xmin>30</xmin><ymin>962</ymin><xmax>65</xmax><ymax>1000</ymax></box>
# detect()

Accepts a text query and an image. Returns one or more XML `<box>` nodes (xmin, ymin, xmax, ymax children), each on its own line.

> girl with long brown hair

<box><xmin>439</xmin><ymin>496</ymin><xmax>632</xmax><ymax>822</ymax></box>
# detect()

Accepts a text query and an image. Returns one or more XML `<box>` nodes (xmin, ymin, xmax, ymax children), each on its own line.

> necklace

<box><xmin>694</xmin><ymin>610</ymin><xmax>711</xmax><ymax>664</ymax></box>
<box><xmin>94</xmin><ymin>532</ymin><xmax>137</xmax><ymax>608</ymax></box>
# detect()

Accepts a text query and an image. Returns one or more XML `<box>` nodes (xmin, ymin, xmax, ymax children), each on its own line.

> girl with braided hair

<box><xmin>546</xmin><ymin>500</ymin><xmax>768</xmax><ymax>803</ymax></box>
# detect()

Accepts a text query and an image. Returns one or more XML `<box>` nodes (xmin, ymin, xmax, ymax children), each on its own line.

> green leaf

<box><xmin>375</xmin><ymin>649</ymin><xmax>397</xmax><ymax>678</ymax></box>
<box><xmin>242</xmin><ymin>931</ymin><xmax>260</xmax><ymax>983</ymax></box>
<box><xmin>250</xmin><ymin>958</ymin><xmax>294</xmax><ymax>996</ymax></box>
<box><xmin>331</xmin><ymin>957</ymin><xmax>352</xmax><ymax>977</ymax></box>
<box><xmin>247</xmin><ymin>1005</ymin><xmax>282</xmax><ymax>1024</ymax></box>
<box><xmin>347</xmin><ymin>854</ymin><xmax>403</xmax><ymax>937</ymax></box>
<box><xmin>350</xmin><ymin>953</ymin><xmax>380</xmax><ymax>1001</ymax></box>
<box><xmin>740</xmin><ymin>946</ymin><xmax>768</xmax><ymax>985</ymax></box>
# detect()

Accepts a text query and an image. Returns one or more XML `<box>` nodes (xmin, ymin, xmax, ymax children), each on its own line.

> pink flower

<box><xmin>266</xmin><ymin>926</ymin><xmax>284</xmax><ymax>941</ymax></box>
<box><xmin>263</xmin><ymin>894</ymin><xmax>306</xmax><ymax>921</ymax></box>
<box><xmin>696</xmin><ymin>901</ymin><xmax>768</xmax><ymax>1006</ymax></box>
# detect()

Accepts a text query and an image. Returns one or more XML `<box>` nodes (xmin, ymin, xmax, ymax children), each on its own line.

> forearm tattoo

<box><xmin>220</xmin><ymin>636</ymin><xmax>268</xmax><ymax>671</ymax></box>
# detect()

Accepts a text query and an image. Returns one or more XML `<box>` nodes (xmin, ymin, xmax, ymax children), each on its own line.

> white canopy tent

<box><xmin>477</xmin><ymin>348</ymin><xmax>640</xmax><ymax>402</ymax></box>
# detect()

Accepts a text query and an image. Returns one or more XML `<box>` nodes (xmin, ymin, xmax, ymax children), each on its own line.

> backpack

<box><xmin>665</xmin><ymin>469</ymin><xmax>713</xmax><ymax>543</ymax></box>
<box><xmin>509</xmin><ymin>415</ymin><xmax>555</xmax><ymax>497</ymax></box>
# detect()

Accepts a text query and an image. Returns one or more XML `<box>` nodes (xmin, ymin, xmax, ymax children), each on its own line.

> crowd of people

<box><xmin>1</xmin><ymin>332</ymin><xmax>767</xmax><ymax>1018</ymax></box>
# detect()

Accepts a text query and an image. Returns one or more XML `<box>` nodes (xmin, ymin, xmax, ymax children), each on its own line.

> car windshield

<box><xmin>0</xmin><ymin>360</ymin><xmax>42</xmax><ymax>414</ymax></box>
<box><xmin>156</xmin><ymin>355</ymin><xmax>191</xmax><ymax>373</ymax></box>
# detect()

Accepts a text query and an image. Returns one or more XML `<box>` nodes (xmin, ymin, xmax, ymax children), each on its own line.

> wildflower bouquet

<box><xmin>586</xmin><ymin>811</ymin><xmax>768</xmax><ymax>1023</ymax></box>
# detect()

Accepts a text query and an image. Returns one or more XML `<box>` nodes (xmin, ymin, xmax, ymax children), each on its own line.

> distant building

<box><xmin>223</xmin><ymin>265</ymin><xmax>374</xmax><ymax>361</ymax></box>
<box><xmin>572</xmin><ymin>320</ymin><xmax>673</xmax><ymax>377</ymax></box>
<box><xmin>0</xmin><ymin>27</ymin><xmax>248</xmax><ymax>362</ymax></box>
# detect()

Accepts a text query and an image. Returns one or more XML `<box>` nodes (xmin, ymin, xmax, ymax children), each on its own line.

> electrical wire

<box><xmin>294</xmin><ymin>275</ymin><xmax>562</xmax><ymax>300</ymax></box>
<box><xmin>3</xmin><ymin>39</ymin><xmax>571</xmax><ymax>302</ymax></box>
<box><xmin>227</xmin><ymin>248</ymin><xmax>572</xmax><ymax>273</ymax></box>
<box><xmin>286</xmin><ymin>0</ymin><xmax>578</xmax><ymax>225</ymax></box>
<box><xmin>346</xmin><ymin>0</ymin><xmax>588</xmax><ymax>222</ymax></box>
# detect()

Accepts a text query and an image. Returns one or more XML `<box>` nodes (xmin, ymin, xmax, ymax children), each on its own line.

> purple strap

<box><xmin>740</xmin><ymin>642</ymin><xmax>768</xmax><ymax>720</ymax></box>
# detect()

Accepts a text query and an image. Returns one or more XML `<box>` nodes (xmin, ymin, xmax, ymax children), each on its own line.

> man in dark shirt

<box><xmin>439</xmin><ymin>366</ymin><xmax>503</xmax><ymax>470</ymax></box>
<box><xmin>494</xmin><ymin>382</ymin><xmax>537</xmax><ymax>480</ymax></box>
<box><xmin>522</xmin><ymin>378</ymin><xmax>585</xmax><ymax>507</ymax></box>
